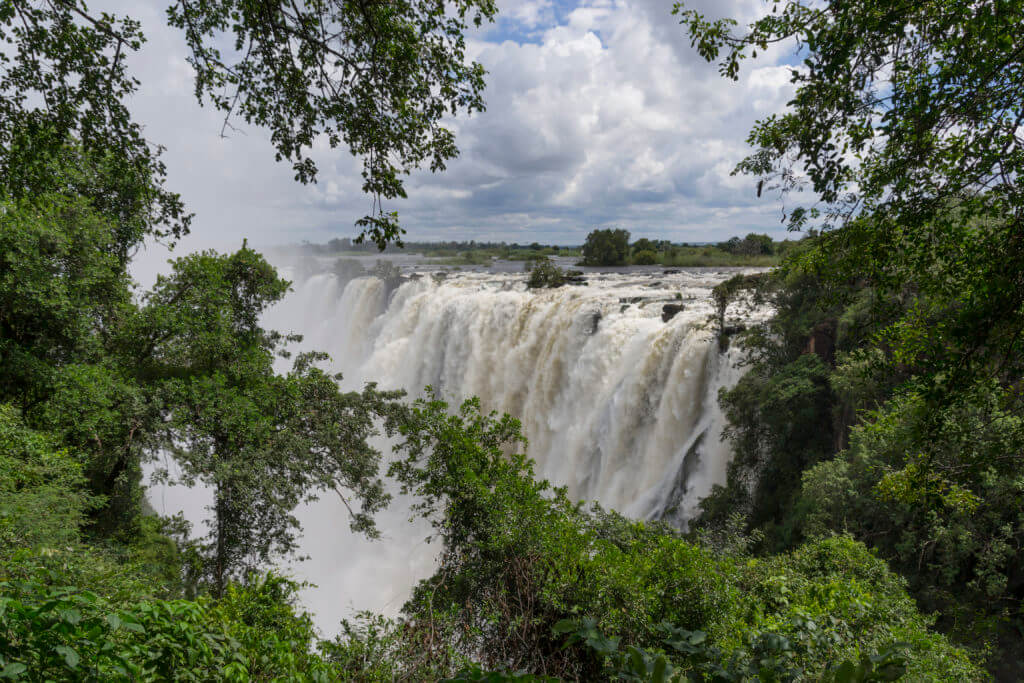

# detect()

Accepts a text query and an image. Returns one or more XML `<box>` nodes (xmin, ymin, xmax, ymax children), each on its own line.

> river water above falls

<box><xmin>148</xmin><ymin>253</ymin><xmax>768</xmax><ymax>634</ymax></box>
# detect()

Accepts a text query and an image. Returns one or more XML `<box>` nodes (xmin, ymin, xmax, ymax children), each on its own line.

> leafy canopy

<box><xmin>581</xmin><ymin>228</ymin><xmax>630</xmax><ymax>266</ymax></box>
<box><xmin>0</xmin><ymin>0</ymin><xmax>496</xmax><ymax>247</ymax></box>
<box><xmin>676</xmin><ymin>0</ymin><xmax>1024</xmax><ymax>393</ymax></box>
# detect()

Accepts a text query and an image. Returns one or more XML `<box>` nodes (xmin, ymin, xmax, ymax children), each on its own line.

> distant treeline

<box><xmin>307</xmin><ymin>230</ymin><xmax>799</xmax><ymax>267</ymax></box>
<box><xmin>309</xmin><ymin>237</ymin><xmax>578</xmax><ymax>253</ymax></box>
<box><xmin>578</xmin><ymin>229</ymin><xmax>799</xmax><ymax>267</ymax></box>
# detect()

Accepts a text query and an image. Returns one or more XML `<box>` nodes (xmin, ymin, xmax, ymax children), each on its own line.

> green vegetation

<box><xmin>525</xmin><ymin>257</ymin><xmax>568</xmax><ymax>288</ymax></box>
<box><xmin>698</xmin><ymin>234</ymin><xmax>1024</xmax><ymax>676</ymax></box>
<box><xmin>678</xmin><ymin>0</ymin><xmax>1024</xmax><ymax>676</ymax></box>
<box><xmin>646</xmin><ymin>244</ymin><xmax>785</xmax><ymax>268</ymax></box>
<box><xmin>0</xmin><ymin>0</ymin><xmax>494</xmax><ymax>248</ymax></box>
<box><xmin>524</xmin><ymin>257</ymin><xmax>586</xmax><ymax>289</ymax></box>
<box><xmin>631</xmin><ymin>249</ymin><xmax>659</xmax><ymax>265</ymax></box>
<box><xmin>717</xmin><ymin>234</ymin><xmax>774</xmax><ymax>257</ymax></box>
<box><xmin>309</xmin><ymin>235</ymin><xmax>787</xmax><ymax>268</ymax></box>
<box><xmin>314</xmin><ymin>238</ymin><xmax>582</xmax><ymax>264</ymax></box>
<box><xmin>2</xmin><ymin>0</ymin><xmax>1020</xmax><ymax>679</ymax></box>
<box><xmin>574</xmin><ymin>230</ymin><xmax>790</xmax><ymax>267</ymax></box>
<box><xmin>581</xmin><ymin>228</ymin><xmax>631</xmax><ymax>266</ymax></box>
<box><xmin>351</xmin><ymin>395</ymin><xmax>981</xmax><ymax>680</ymax></box>
<box><xmin>427</xmin><ymin>250</ymin><xmax>498</xmax><ymax>266</ymax></box>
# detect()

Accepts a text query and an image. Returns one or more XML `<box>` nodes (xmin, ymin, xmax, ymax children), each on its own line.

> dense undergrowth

<box><xmin>0</xmin><ymin>389</ymin><xmax>984</xmax><ymax>680</ymax></box>
<box><xmin>697</xmin><ymin>230</ymin><xmax>1024</xmax><ymax>678</ymax></box>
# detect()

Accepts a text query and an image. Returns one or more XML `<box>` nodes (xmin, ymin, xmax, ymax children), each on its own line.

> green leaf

<box><xmin>0</xmin><ymin>663</ymin><xmax>27</xmax><ymax>679</ymax></box>
<box><xmin>54</xmin><ymin>646</ymin><xmax>80</xmax><ymax>669</ymax></box>
<box><xmin>551</xmin><ymin>618</ymin><xmax>579</xmax><ymax>634</ymax></box>
<box><xmin>651</xmin><ymin>656</ymin><xmax>670</xmax><ymax>683</ymax></box>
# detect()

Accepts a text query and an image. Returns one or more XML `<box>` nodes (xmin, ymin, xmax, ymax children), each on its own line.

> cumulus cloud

<box><xmin>114</xmin><ymin>0</ymin><xmax>801</xmax><ymax>251</ymax></box>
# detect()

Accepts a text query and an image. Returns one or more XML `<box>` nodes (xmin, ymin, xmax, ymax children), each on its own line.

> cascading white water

<box><xmin>150</xmin><ymin>258</ymin><xmax>766</xmax><ymax>634</ymax></box>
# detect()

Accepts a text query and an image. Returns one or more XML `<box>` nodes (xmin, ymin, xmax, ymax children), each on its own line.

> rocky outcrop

<box><xmin>661</xmin><ymin>303</ymin><xmax>686</xmax><ymax>323</ymax></box>
<box><xmin>564</xmin><ymin>270</ymin><xmax>587</xmax><ymax>286</ymax></box>
<box><xmin>717</xmin><ymin>324</ymin><xmax>747</xmax><ymax>351</ymax></box>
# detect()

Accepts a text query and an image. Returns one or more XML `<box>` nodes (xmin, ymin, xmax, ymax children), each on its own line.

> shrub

<box><xmin>631</xmin><ymin>250</ymin><xmax>658</xmax><ymax>265</ymax></box>
<box><xmin>382</xmin><ymin>394</ymin><xmax>984</xmax><ymax>680</ymax></box>
<box><xmin>525</xmin><ymin>257</ymin><xmax>567</xmax><ymax>288</ymax></box>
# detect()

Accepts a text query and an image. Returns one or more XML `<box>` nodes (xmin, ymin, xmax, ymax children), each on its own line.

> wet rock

<box><xmin>589</xmin><ymin>311</ymin><xmax>602</xmax><ymax>335</ymax></box>
<box><xmin>618</xmin><ymin>296</ymin><xmax>643</xmax><ymax>304</ymax></box>
<box><xmin>656</xmin><ymin>431</ymin><xmax>705</xmax><ymax>527</ymax></box>
<box><xmin>661</xmin><ymin>303</ymin><xmax>686</xmax><ymax>323</ymax></box>
<box><xmin>718</xmin><ymin>324</ymin><xmax>747</xmax><ymax>351</ymax></box>
<box><xmin>662</xmin><ymin>269</ymin><xmax>681</xmax><ymax>275</ymax></box>
<box><xmin>565</xmin><ymin>271</ymin><xmax>587</xmax><ymax>286</ymax></box>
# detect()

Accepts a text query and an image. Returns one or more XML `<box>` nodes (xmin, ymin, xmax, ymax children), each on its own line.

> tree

<box><xmin>677</xmin><ymin>4</ymin><xmax>1024</xmax><ymax>669</ymax></box>
<box><xmin>676</xmin><ymin>0</ymin><xmax>1024</xmax><ymax>511</ymax></box>
<box><xmin>718</xmin><ymin>233</ymin><xmax>773</xmax><ymax>256</ymax></box>
<box><xmin>135</xmin><ymin>247</ymin><xmax>403</xmax><ymax>595</ymax></box>
<box><xmin>675</xmin><ymin>0</ymin><xmax>1024</xmax><ymax>394</ymax></box>
<box><xmin>524</xmin><ymin>257</ymin><xmax>566</xmax><ymax>288</ymax></box>
<box><xmin>383</xmin><ymin>394</ymin><xmax>981</xmax><ymax>680</ymax></box>
<box><xmin>630</xmin><ymin>238</ymin><xmax>657</xmax><ymax>254</ymax></box>
<box><xmin>580</xmin><ymin>228</ymin><xmax>630</xmax><ymax>266</ymax></box>
<box><xmin>631</xmin><ymin>250</ymin><xmax>658</xmax><ymax>265</ymax></box>
<box><xmin>0</xmin><ymin>166</ymin><xmax>406</xmax><ymax>592</ymax></box>
<box><xmin>1</xmin><ymin>0</ymin><xmax>496</xmax><ymax>248</ymax></box>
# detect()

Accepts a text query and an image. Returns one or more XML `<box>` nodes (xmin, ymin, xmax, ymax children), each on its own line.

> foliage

<box><xmin>717</xmin><ymin>233</ymin><xmax>773</xmax><ymax>257</ymax></box>
<box><xmin>797</xmin><ymin>382</ymin><xmax>1024</xmax><ymax>667</ymax></box>
<box><xmin>697</xmin><ymin>236</ymin><xmax>905</xmax><ymax>547</ymax></box>
<box><xmin>381</xmin><ymin>394</ymin><xmax>981</xmax><ymax>681</ymax></box>
<box><xmin>134</xmin><ymin>246</ymin><xmax>404</xmax><ymax>595</ymax></box>
<box><xmin>697</xmin><ymin>236</ymin><xmax>1024</xmax><ymax>674</ymax></box>
<box><xmin>674</xmin><ymin>0</ymin><xmax>1024</xmax><ymax>234</ymax></box>
<box><xmin>0</xmin><ymin>175</ymin><xmax>406</xmax><ymax>596</ymax></box>
<box><xmin>0</xmin><ymin>3</ymin><xmax>189</xmax><ymax>241</ymax></box>
<box><xmin>674</xmin><ymin>3</ymin><xmax>1024</xmax><ymax>672</ymax></box>
<box><xmin>525</xmin><ymin>257</ymin><xmax>568</xmax><ymax>289</ymax></box>
<box><xmin>0</xmin><ymin>571</ymin><xmax>339</xmax><ymax>681</ymax></box>
<box><xmin>581</xmin><ymin>229</ymin><xmax>631</xmax><ymax>266</ymax></box>
<box><xmin>631</xmin><ymin>249</ymin><xmax>658</xmax><ymax>266</ymax></box>
<box><xmin>167</xmin><ymin>0</ymin><xmax>495</xmax><ymax>247</ymax></box>
<box><xmin>1</xmin><ymin>1</ymin><xmax>494</xmax><ymax>248</ymax></box>
<box><xmin>677</xmin><ymin>0</ymin><xmax>1024</xmax><ymax>505</ymax></box>
<box><xmin>0</xmin><ymin>193</ymin><xmax>132</xmax><ymax>410</ymax></box>
<box><xmin>0</xmin><ymin>381</ymin><xmax>355</xmax><ymax>680</ymax></box>
<box><xmin>630</xmin><ymin>238</ymin><xmax>658</xmax><ymax>254</ymax></box>
<box><xmin>544</xmin><ymin>615</ymin><xmax>916</xmax><ymax>683</ymax></box>
<box><xmin>0</xmin><ymin>404</ymin><xmax>95</xmax><ymax>560</ymax></box>
<box><xmin>708</xmin><ymin>353</ymin><xmax>835</xmax><ymax>542</ymax></box>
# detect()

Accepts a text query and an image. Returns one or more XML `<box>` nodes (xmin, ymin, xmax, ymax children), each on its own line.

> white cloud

<box><xmin>109</xmin><ymin>0</ymin><xmax>803</xmax><ymax>250</ymax></box>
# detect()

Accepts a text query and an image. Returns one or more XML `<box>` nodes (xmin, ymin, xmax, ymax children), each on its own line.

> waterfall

<box><xmin>151</xmin><ymin>260</ymin><xmax>766</xmax><ymax>634</ymax></box>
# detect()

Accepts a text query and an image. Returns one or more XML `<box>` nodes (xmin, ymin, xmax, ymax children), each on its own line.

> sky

<box><xmin>118</xmin><ymin>0</ymin><xmax>803</xmax><ymax>255</ymax></box>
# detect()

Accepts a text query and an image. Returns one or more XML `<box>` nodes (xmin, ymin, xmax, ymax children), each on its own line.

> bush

<box><xmin>631</xmin><ymin>249</ymin><xmax>658</xmax><ymax>265</ymax></box>
<box><xmin>381</xmin><ymin>394</ymin><xmax>983</xmax><ymax>680</ymax></box>
<box><xmin>580</xmin><ymin>229</ymin><xmax>630</xmax><ymax>266</ymax></box>
<box><xmin>0</xmin><ymin>572</ymin><xmax>335</xmax><ymax>681</ymax></box>
<box><xmin>525</xmin><ymin>257</ymin><xmax>566</xmax><ymax>288</ymax></box>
